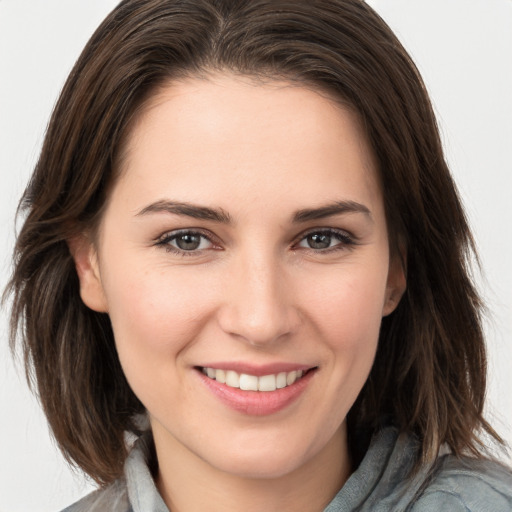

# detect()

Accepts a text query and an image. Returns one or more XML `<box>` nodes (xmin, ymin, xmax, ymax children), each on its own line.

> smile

<box><xmin>197</xmin><ymin>365</ymin><xmax>317</xmax><ymax>415</ymax></box>
<box><xmin>201</xmin><ymin>367</ymin><xmax>305</xmax><ymax>392</ymax></box>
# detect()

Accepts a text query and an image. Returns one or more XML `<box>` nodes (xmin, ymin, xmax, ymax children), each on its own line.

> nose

<box><xmin>216</xmin><ymin>251</ymin><xmax>300</xmax><ymax>346</ymax></box>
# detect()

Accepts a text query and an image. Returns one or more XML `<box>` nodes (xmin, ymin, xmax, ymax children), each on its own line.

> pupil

<box><xmin>308</xmin><ymin>233</ymin><xmax>331</xmax><ymax>249</ymax></box>
<box><xmin>177</xmin><ymin>234</ymin><xmax>201</xmax><ymax>250</ymax></box>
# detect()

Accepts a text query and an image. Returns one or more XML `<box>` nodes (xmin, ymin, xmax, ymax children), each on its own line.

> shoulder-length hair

<box><xmin>5</xmin><ymin>0</ymin><xmax>502</xmax><ymax>485</ymax></box>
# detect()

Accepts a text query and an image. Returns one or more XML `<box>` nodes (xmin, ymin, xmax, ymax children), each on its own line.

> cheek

<box><xmin>306</xmin><ymin>264</ymin><xmax>388</xmax><ymax>345</ymax></box>
<box><xmin>285</xmin><ymin>265</ymin><xmax>387</xmax><ymax>441</ymax></box>
<box><xmin>102</xmin><ymin>261</ymin><xmax>218</xmax><ymax>375</ymax></box>
<box><xmin>305</xmin><ymin>264</ymin><xmax>387</xmax><ymax>396</ymax></box>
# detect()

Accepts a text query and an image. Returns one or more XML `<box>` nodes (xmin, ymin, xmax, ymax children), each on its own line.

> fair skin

<box><xmin>71</xmin><ymin>74</ymin><xmax>405</xmax><ymax>512</ymax></box>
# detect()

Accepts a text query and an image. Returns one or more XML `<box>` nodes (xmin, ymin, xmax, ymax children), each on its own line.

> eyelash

<box><xmin>155</xmin><ymin>228</ymin><xmax>355</xmax><ymax>256</ymax></box>
<box><xmin>155</xmin><ymin>229</ymin><xmax>219</xmax><ymax>256</ymax></box>
<box><xmin>294</xmin><ymin>228</ymin><xmax>355</xmax><ymax>253</ymax></box>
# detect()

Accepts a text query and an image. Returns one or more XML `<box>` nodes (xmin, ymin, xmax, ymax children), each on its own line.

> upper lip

<box><xmin>196</xmin><ymin>362</ymin><xmax>317</xmax><ymax>376</ymax></box>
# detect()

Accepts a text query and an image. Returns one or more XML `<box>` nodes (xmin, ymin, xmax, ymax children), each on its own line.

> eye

<box><xmin>156</xmin><ymin>230</ymin><xmax>216</xmax><ymax>253</ymax></box>
<box><xmin>296</xmin><ymin>229</ymin><xmax>353</xmax><ymax>251</ymax></box>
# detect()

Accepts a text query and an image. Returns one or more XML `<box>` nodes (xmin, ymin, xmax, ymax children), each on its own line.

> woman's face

<box><xmin>75</xmin><ymin>74</ymin><xmax>405</xmax><ymax>479</ymax></box>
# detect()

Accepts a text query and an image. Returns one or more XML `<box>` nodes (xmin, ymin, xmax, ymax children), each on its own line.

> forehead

<box><xmin>114</xmin><ymin>73</ymin><xmax>382</xmax><ymax>217</ymax></box>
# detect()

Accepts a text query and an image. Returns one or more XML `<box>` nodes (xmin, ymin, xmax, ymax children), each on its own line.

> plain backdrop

<box><xmin>1</xmin><ymin>1</ymin><xmax>511</xmax><ymax>511</ymax></box>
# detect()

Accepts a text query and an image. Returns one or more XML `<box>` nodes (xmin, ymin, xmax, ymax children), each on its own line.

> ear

<box><xmin>382</xmin><ymin>248</ymin><xmax>407</xmax><ymax>317</ymax></box>
<box><xmin>68</xmin><ymin>235</ymin><xmax>108</xmax><ymax>313</ymax></box>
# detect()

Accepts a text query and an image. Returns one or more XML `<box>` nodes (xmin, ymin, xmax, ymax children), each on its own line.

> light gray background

<box><xmin>1</xmin><ymin>1</ymin><xmax>511</xmax><ymax>511</ymax></box>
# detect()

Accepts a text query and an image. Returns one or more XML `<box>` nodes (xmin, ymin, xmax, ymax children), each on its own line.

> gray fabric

<box><xmin>124</xmin><ymin>434</ymin><xmax>169</xmax><ymax>512</ymax></box>
<box><xmin>61</xmin><ymin>428</ymin><xmax>512</xmax><ymax>512</ymax></box>
<box><xmin>61</xmin><ymin>478</ymin><xmax>131</xmax><ymax>512</ymax></box>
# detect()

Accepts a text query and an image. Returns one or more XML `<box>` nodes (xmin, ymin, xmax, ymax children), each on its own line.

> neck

<box><xmin>153</xmin><ymin>425</ymin><xmax>351</xmax><ymax>512</ymax></box>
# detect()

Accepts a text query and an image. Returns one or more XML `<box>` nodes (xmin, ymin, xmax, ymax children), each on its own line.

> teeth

<box><xmin>276</xmin><ymin>372</ymin><xmax>287</xmax><ymax>389</ymax></box>
<box><xmin>240</xmin><ymin>373</ymin><xmax>258</xmax><ymax>391</ymax></box>
<box><xmin>225</xmin><ymin>370</ymin><xmax>240</xmax><ymax>388</ymax></box>
<box><xmin>202</xmin><ymin>368</ymin><xmax>307</xmax><ymax>391</ymax></box>
<box><xmin>286</xmin><ymin>370</ymin><xmax>297</xmax><ymax>386</ymax></box>
<box><xmin>216</xmin><ymin>369</ymin><xmax>226</xmax><ymax>384</ymax></box>
<box><xmin>258</xmin><ymin>374</ymin><xmax>276</xmax><ymax>392</ymax></box>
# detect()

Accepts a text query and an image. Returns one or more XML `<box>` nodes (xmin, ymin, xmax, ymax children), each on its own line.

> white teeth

<box><xmin>286</xmin><ymin>371</ymin><xmax>297</xmax><ymax>386</ymax></box>
<box><xmin>258</xmin><ymin>374</ymin><xmax>276</xmax><ymax>392</ymax></box>
<box><xmin>240</xmin><ymin>374</ymin><xmax>258</xmax><ymax>391</ymax></box>
<box><xmin>202</xmin><ymin>367</ymin><xmax>308</xmax><ymax>391</ymax></box>
<box><xmin>276</xmin><ymin>372</ymin><xmax>287</xmax><ymax>389</ymax></box>
<box><xmin>216</xmin><ymin>369</ymin><xmax>226</xmax><ymax>384</ymax></box>
<box><xmin>225</xmin><ymin>370</ymin><xmax>240</xmax><ymax>388</ymax></box>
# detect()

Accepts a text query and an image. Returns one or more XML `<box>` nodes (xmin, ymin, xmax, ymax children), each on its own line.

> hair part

<box><xmin>5</xmin><ymin>0</ymin><xmax>503</xmax><ymax>484</ymax></box>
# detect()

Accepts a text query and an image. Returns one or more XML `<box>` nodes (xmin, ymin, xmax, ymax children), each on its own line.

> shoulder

<box><xmin>411</xmin><ymin>455</ymin><xmax>512</xmax><ymax>512</ymax></box>
<box><xmin>59</xmin><ymin>478</ymin><xmax>131</xmax><ymax>512</ymax></box>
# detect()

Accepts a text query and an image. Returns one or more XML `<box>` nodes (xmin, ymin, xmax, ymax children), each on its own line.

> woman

<box><xmin>5</xmin><ymin>0</ymin><xmax>512</xmax><ymax>510</ymax></box>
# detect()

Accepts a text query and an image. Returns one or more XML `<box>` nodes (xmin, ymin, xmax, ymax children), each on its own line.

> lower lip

<box><xmin>197</xmin><ymin>369</ymin><xmax>316</xmax><ymax>416</ymax></box>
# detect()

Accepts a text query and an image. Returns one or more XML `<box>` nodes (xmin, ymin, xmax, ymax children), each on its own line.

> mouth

<box><xmin>195</xmin><ymin>365</ymin><xmax>318</xmax><ymax>415</ymax></box>
<box><xmin>198</xmin><ymin>367</ymin><xmax>312</xmax><ymax>392</ymax></box>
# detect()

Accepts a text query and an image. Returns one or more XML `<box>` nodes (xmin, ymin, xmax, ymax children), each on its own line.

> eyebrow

<box><xmin>136</xmin><ymin>199</ymin><xmax>371</xmax><ymax>224</ymax></box>
<box><xmin>292</xmin><ymin>200</ymin><xmax>372</xmax><ymax>223</ymax></box>
<box><xmin>136</xmin><ymin>200</ymin><xmax>232</xmax><ymax>223</ymax></box>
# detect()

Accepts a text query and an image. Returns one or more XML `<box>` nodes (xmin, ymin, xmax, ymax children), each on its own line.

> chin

<box><xmin>209</xmin><ymin>450</ymin><xmax>308</xmax><ymax>480</ymax></box>
<box><xmin>193</xmin><ymin>430</ymin><xmax>325</xmax><ymax>480</ymax></box>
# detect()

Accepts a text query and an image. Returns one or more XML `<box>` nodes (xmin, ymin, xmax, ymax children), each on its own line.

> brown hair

<box><xmin>5</xmin><ymin>0</ymin><xmax>503</xmax><ymax>485</ymax></box>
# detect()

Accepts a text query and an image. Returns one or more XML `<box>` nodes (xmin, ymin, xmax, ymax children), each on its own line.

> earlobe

<box><xmin>67</xmin><ymin>236</ymin><xmax>108</xmax><ymax>313</ymax></box>
<box><xmin>382</xmin><ymin>251</ymin><xmax>407</xmax><ymax>317</ymax></box>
